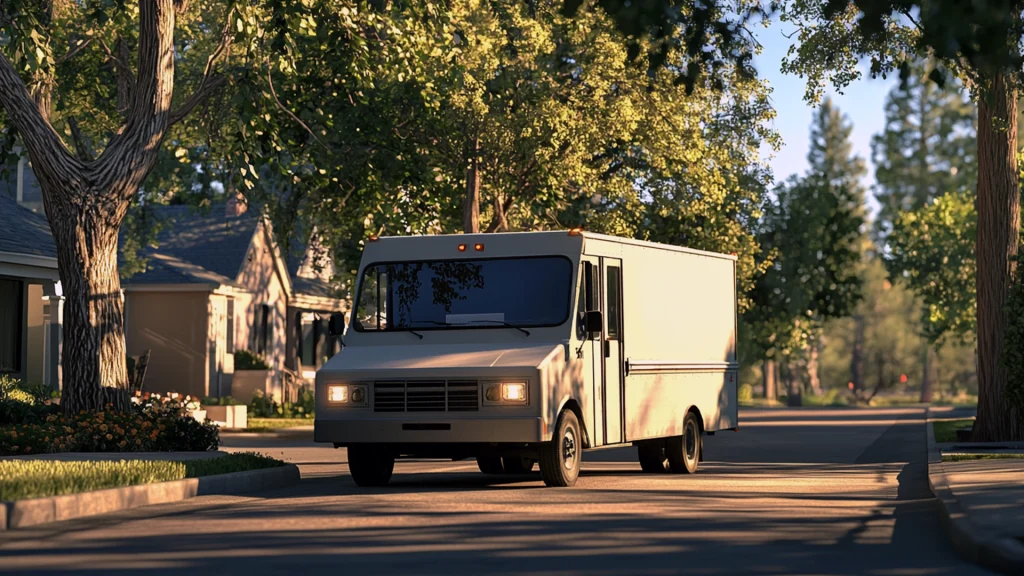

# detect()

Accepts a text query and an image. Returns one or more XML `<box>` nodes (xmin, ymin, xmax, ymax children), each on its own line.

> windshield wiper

<box><xmin>407</xmin><ymin>319</ymin><xmax>531</xmax><ymax>336</ymax></box>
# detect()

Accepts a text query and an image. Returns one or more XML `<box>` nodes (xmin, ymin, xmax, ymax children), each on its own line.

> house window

<box><xmin>254</xmin><ymin>304</ymin><xmax>272</xmax><ymax>355</ymax></box>
<box><xmin>300</xmin><ymin>312</ymin><xmax>315</xmax><ymax>367</ymax></box>
<box><xmin>0</xmin><ymin>279</ymin><xmax>23</xmax><ymax>373</ymax></box>
<box><xmin>226</xmin><ymin>298</ymin><xmax>235</xmax><ymax>353</ymax></box>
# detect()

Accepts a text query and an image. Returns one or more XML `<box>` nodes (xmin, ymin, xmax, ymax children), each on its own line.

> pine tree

<box><xmin>871</xmin><ymin>60</ymin><xmax>976</xmax><ymax>241</ymax></box>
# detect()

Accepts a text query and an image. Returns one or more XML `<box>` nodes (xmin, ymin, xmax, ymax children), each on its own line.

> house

<box><xmin>120</xmin><ymin>198</ymin><xmax>346</xmax><ymax>401</ymax></box>
<box><xmin>0</xmin><ymin>193</ymin><xmax>62</xmax><ymax>389</ymax></box>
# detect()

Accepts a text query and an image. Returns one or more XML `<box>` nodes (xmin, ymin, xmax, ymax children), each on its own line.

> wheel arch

<box><xmin>557</xmin><ymin>397</ymin><xmax>591</xmax><ymax>449</ymax></box>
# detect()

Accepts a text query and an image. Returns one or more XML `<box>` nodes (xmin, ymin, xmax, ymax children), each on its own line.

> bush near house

<box><xmin>0</xmin><ymin>390</ymin><xmax>219</xmax><ymax>456</ymax></box>
<box><xmin>0</xmin><ymin>452</ymin><xmax>285</xmax><ymax>501</ymax></box>
<box><xmin>201</xmin><ymin>396</ymin><xmax>245</xmax><ymax>406</ymax></box>
<box><xmin>248</xmin><ymin>388</ymin><xmax>315</xmax><ymax>419</ymax></box>
<box><xmin>234</xmin><ymin>350</ymin><xmax>270</xmax><ymax>371</ymax></box>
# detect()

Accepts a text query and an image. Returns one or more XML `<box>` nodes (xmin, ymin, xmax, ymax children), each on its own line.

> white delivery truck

<box><xmin>315</xmin><ymin>230</ymin><xmax>738</xmax><ymax>487</ymax></box>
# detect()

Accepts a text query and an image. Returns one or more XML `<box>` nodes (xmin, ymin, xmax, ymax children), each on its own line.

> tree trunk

<box><xmin>53</xmin><ymin>204</ymin><xmax>131</xmax><ymax>413</ymax></box>
<box><xmin>807</xmin><ymin>339</ymin><xmax>822</xmax><ymax>396</ymax></box>
<box><xmin>920</xmin><ymin>344</ymin><xmax>933</xmax><ymax>403</ymax></box>
<box><xmin>462</xmin><ymin>138</ymin><xmax>480</xmax><ymax>233</ymax></box>
<box><xmin>851</xmin><ymin>314</ymin><xmax>865</xmax><ymax>392</ymax></box>
<box><xmin>0</xmin><ymin>0</ymin><xmax>224</xmax><ymax>415</ymax></box>
<box><xmin>973</xmin><ymin>72</ymin><xmax>1024</xmax><ymax>441</ymax></box>
<box><xmin>762</xmin><ymin>358</ymin><xmax>777</xmax><ymax>401</ymax></box>
<box><xmin>784</xmin><ymin>362</ymin><xmax>802</xmax><ymax>407</ymax></box>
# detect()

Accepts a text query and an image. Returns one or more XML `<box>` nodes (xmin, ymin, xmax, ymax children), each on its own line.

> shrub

<box><xmin>0</xmin><ymin>402</ymin><xmax>219</xmax><ymax>456</ymax></box>
<box><xmin>200</xmin><ymin>396</ymin><xmax>244</xmax><ymax>406</ymax></box>
<box><xmin>1003</xmin><ymin>254</ymin><xmax>1024</xmax><ymax>421</ymax></box>
<box><xmin>235</xmin><ymin>350</ymin><xmax>270</xmax><ymax>370</ymax></box>
<box><xmin>248</xmin><ymin>387</ymin><xmax>315</xmax><ymax>419</ymax></box>
<box><xmin>0</xmin><ymin>452</ymin><xmax>285</xmax><ymax>501</ymax></box>
<box><xmin>738</xmin><ymin>383</ymin><xmax>753</xmax><ymax>402</ymax></box>
<box><xmin>0</xmin><ymin>375</ymin><xmax>34</xmax><ymax>404</ymax></box>
<box><xmin>0</xmin><ymin>376</ymin><xmax>60</xmax><ymax>426</ymax></box>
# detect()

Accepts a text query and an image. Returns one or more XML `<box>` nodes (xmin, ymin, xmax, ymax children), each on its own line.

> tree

<box><xmin>780</xmin><ymin>0</ymin><xmax>1024</xmax><ymax>440</ymax></box>
<box><xmin>871</xmin><ymin>59</ymin><xmax>976</xmax><ymax>240</ymax></box>
<box><xmin>0</xmin><ymin>0</ymin><xmax>238</xmax><ymax>413</ymax></box>
<box><xmin>743</xmin><ymin>99</ymin><xmax>865</xmax><ymax>405</ymax></box>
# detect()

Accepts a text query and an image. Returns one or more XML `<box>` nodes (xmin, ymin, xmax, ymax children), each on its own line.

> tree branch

<box><xmin>0</xmin><ymin>52</ymin><xmax>82</xmax><ymax>188</ymax></box>
<box><xmin>484</xmin><ymin>196</ymin><xmax>515</xmax><ymax>233</ymax></box>
<box><xmin>57</xmin><ymin>38</ymin><xmax>94</xmax><ymax>65</ymax></box>
<box><xmin>267</xmin><ymin>63</ymin><xmax>332</xmax><ymax>150</ymax></box>
<box><xmin>168</xmin><ymin>9</ymin><xmax>234</xmax><ymax>127</ymax></box>
<box><xmin>99</xmin><ymin>38</ymin><xmax>136</xmax><ymax>116</ymax></box>
<box><xmin>66</xmin><ymin>116</ymin><xmax>94</xmax><ymax>162</ymax></box>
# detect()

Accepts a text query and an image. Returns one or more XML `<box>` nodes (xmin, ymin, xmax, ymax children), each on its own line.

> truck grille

<box><xmin>373</xmin><ymin>380</ymin><xmax>479</xmax><ymax>412</ymax></box>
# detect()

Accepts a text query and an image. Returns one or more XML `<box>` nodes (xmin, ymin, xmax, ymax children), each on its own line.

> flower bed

<box><xmin>0</xmin><ymin>392</ymin><xmax>219</xmax><ymax>456</ymax></box>
<box><xmin>0</xmin><ymin>452</ymin><xmax>284</xmax><ymax>501</ymax></box>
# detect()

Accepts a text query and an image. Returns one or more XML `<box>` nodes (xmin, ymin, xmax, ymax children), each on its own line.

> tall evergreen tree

<box><xmin>871</xmin><ymin>60</ymin><xmax>976</xmax><ymax>241</ymax></box>
<box><xmin>745</xmin><ymin>98</ymin><xmax>865</xmax><ymax>404</ymax></box>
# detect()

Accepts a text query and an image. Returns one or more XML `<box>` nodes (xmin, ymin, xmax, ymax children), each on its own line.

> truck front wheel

<box><xmin>539</xmin><ymin>410</ymin><xmax>582</xmax><ymax>487</ymax></box>
<box><xmin>347</xmin><ymin>445</ymin><xmax>395</xmax><ymax>487</ymax></box>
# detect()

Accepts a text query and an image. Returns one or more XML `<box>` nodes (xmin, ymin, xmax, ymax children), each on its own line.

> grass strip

<box><xmin>943</xmin><ymin>454</ymin><xmax>1024</xmax><ymax>462</ymax></box>
<box><xmin>0</xmin><ymin>452</ymin><xmax>284</xmax><ymax>501</ymax></box>
<box><xmin>244</xmin><ymin>418</ymin><xmax>312</xmax><ymax>432</ymax></box>
<box><xmin>933</xmin><ymin>419</ymin><xmax>974</xmax><ymax>443</ymax></box>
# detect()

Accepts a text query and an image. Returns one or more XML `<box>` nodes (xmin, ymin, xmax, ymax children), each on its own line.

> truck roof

<box><xmin>369</xmin><ymin>230</ymin><xmax>738</xmax><ymax>262</ymax></box>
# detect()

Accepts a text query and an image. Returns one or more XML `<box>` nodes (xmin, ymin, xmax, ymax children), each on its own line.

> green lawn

<box><xmin>0</xmin><ymin>452</ymin><xmax>284</xmax><ymax>501</ymax></box>
<box><xmin>933</xmin><ymin>419</ymin><xmax>975</xmax><ymax>443</ymax></box>
<box><xmin>244</xmin><ymin>418</ymin><xmax>313</xmax><ymax>432</ymax></box>
<box><xmin>943</xmin><ymin>453</ymin><xmax>1024</xmax><ymax>462</ymax></box>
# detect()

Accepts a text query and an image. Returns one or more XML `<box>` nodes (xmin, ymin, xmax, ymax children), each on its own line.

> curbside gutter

<box><xmin>925</xmin><ymin>407</ymin><xmax>1024</xmax><ymax>574</ymax></box>
<box><xmin>1</xmin><ymin>463</ymin><xmax>300</xmax><ymax>531</ymax></box>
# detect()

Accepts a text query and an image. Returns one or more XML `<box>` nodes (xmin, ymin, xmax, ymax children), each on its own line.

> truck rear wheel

<box><xmin>666</xmin><ymin>412</ymin><xmax>701</xmax><ymax>474</ymax></box>
<box><xmin>539</xmin><ymin>409</ymin><xmax>582</xmax><ymax>487</ymax></box>
<box><xmin>502</xmin><ymin>456</ymin><xmax>536</xmax><ymax>474</ymax></box>
<box><xmin>637</xmin><ymin>444</ymin><xmax>669</xmax><ymax>473</ymax></box>
<box><xmin>347</xmin><ymin>445</ymin><xmax>395</xmax><ymax>487</ymax></box>
<box><xmin>477</xmin><ymin>456</ymin><xmax>504</xmax><ymax>474</ymax></box>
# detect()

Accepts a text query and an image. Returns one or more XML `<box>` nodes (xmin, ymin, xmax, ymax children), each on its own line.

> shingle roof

<box><xmin>0</xmin><ymin>192</ymin><xmax>57</xmax><ymax>260</ymax></box>
<box><xmin>121</xmin><ymin>204</ymin><xmax>259</xmax><ymax>287</ymax></box>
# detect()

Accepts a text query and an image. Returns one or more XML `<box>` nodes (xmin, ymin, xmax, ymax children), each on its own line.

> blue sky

<box><xmin>752</xmin><ymin>21</ymin><xmax>896</xmax><ymax>212</ymax></box>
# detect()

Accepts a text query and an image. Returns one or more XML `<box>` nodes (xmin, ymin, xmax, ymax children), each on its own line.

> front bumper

<box><xmin>314</xmin><ymin>416</ymin><xmax>543</xmax><ymax>444</ymax></box>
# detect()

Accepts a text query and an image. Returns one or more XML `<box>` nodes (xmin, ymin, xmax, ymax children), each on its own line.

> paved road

<box><xmin>0</xmin><ymin>407</ymin><xmax>990</xmax><ymax>575</ymax></box>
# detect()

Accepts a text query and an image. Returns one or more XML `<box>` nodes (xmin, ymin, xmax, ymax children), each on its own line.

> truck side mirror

<box><xmin>584</xmin><ymin>310</ymin><xmax>603</xmax><ymax>335</ymax></box>
<box><xmin>329</xmin><ymin>313</ymin><xmax>347</xmax><ymax>337</ymax></box>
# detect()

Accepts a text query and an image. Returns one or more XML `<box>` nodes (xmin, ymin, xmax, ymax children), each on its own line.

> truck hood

<box><xmin>317</xmin><ymin>342</ymin><xmax>565</xmax><ymax>379</ymax></box>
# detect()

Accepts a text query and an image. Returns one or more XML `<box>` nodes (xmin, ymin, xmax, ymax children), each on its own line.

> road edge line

<box><xmin>1</xmin><ymin>463</ymin><xmax>300</xmax><ymax>531</ymax></box>
<box><xmin>926</xmin><ymin>407</ymin><xmax>1024</xmax><ymax>574</ymax></box>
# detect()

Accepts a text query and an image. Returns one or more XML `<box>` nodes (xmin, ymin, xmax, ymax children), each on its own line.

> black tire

<box><xmin>347</xmin><ymin>445</ymin><xmax>395</xmax><ymax>487</ymax></box>
<box><xmin>666</xmin><ymin>411</ymin><xmax>701</xmax><ymax>474</ymax></box>
<box><xmin>502</xmin><ymin>456</ymin><xmax>536</xmax><ymax>474</ymax></box>
<box><xmin>477</xmin><ymin>456</ymin><xmax>505</xmax><ymax>474</ymax></box>
<box><xmin>539</xmin><ymin>409</ymin><xmax>582</xmax><ymax>487</ymax></box>
<box><xmin>637</xmin><ymin>444</ymin><xmax>669</xmax><ymax>473</ymax></box>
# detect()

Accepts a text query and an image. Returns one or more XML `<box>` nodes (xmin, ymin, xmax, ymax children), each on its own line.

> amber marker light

<box><xmin>568</xmin><ymin>228</ymin><xmax>583</xmax><ymax>236</ymax></box>
<box><xmin>474</xmin><ymin>243</ymin><xmax>485</xmax><ymax>251</ymax></box>
<box><xmin>368</xmin><ymin>234</ymin><xmax>380</xmax><ymax>242</ymax></box>
<box><xmin>457</xmin><ymin>244</ymin><xmax>467</xmax><ymax>252</ymax></box>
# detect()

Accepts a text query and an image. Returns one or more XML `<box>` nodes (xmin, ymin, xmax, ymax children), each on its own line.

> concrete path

<box><xmin>0</xmin><ymin>407</ymin><xmax>992</xmax><ymax>575</ymax></box>
<box><xmin>942</xmin><ymin>459</ymin><xmax>1024</xmax><ymax>541</ymax></box>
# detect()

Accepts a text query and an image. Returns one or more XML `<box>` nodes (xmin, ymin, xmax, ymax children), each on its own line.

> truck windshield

<box><xmin>353</xmin><ymin>256</ymin><xmax>574</xmax><ymax>332</ymax></box>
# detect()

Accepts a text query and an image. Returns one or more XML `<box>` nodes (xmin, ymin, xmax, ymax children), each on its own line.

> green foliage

<box><xmin>738</xmin><ymin>383</ymin><xmax>753</xmax><ymax>402</ymax></box>
<box><xmin>234</xmin><ymin>350</ymin><xmax>269</xmax><ymax>371</ymax></box>
<box><xmin>0</xmin><ymin>377</ymin><xmax>61</xmax><ymax>426</ymax></box>
<box><xmin>0</xmin><ymin>452</ymin><xmax>284</xmax><ymax>502</ymax></box>
<box><xmin>0</xmin><ymin>375</ymin><xmax>34</xmax><ymax>405</ymax></box>
<box><xmin>886</xmin><ymin>191</ymin><xmax>977</xmax><ymax>344</ymax></box>
<box><xmin>245</xmin><ymin>418</ymin><xmax>312</xmax><ymax>431</ymax></box>
<box><xmin>871</xmin><ymin>59</ymin><xmax>976</xmax><ymax>241</ymax></box>
<box><xmin>248</xmin><ymin>388</ymin><xmax>315</xmax><ymax>419</ymax></box>
<box><xmin>201</xmin><ymin>396</ymin><xmax>244</xmax><ymax>406</ymax></box>
<box><xmin>933</xmin><ymin>419</ymin><xmax>974</xmax><ymax>443</ymax></box>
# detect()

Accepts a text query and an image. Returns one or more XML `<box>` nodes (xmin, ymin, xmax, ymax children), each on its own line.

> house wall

<box><xmin>124</xmin><ymin>290</ymin><xmax>210</xmax><ymax>398</ymax></box>
<box><xmin>235</xmin><ymin>221</ymin><xmax>288</xmax><ymax>399</ymax></box>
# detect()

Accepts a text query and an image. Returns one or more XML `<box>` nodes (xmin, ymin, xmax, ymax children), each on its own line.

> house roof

<box><xmin>0</xmin><ymin>192</ymin><xmax>56</xmax><ymax>260</ymax></box>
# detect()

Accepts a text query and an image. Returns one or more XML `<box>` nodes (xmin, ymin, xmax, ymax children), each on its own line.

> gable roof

<box><xmin>120</xmin><ymin>204</ymin><xmax>259</xmax><ymax>287</ymax></box>
<box><xmin>0</xmin><ymin>192</ymin><xmax>56</xmax><ymax>260</ymax></box>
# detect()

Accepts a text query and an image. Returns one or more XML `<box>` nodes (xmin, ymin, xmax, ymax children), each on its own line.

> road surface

<box><xmin>0</xmin><ymin>407</ymin><xmax>989</xmax><ymax>575</ymax></box>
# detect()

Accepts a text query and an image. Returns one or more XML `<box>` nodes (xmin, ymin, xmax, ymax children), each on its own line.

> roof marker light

<box><xmin>368</xmin><ymin>234</ymin><xmax>380</xmax><ymax>242</ymax></box>
<box><xmin>457</xmin><ymin>244</ymin><xmax>467</xmax><ymax>252</ymax></box>
<box><xmin>474</xmin><ymin>243</ymin><xmax>485</xmax><ymax>251</ymax></box>
<box><xmin>568</xmin><ymin>228</ymin><xmax>582</xmax><ymax>236</ymax></box>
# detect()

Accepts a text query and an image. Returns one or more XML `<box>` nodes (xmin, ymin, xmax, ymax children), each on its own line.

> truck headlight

<box><xmin>484</xmin><ymin>382</ymin><xmax>528</xmax><ymax>405</ymax></box>
<box><xmin>328</xmin><ymin>385</ymin><xmax>348</xmax><ymax>403</ymax></box>
<box><xmin>327</xmin><ymin>384</ymin><xmax>366</xmax><ymax>405</ymax></box>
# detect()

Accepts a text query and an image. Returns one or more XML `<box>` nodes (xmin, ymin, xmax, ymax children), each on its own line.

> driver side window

<box><xmin>575</xmin><ymin>261</ymin><xmax>596</xmax><ymax>340</ymax></box>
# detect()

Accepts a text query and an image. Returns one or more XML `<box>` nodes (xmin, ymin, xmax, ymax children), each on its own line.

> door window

<box><xmin>606</xmin><ymin>266</ymin><xmax>621</xmax><ymax>340</ymax></box>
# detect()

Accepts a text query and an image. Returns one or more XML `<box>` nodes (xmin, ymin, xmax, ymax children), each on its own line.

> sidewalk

<box><xmin>927</xmin><ymin>413</ymin><xmax>1024</xmax><ymax>574</ymax></box>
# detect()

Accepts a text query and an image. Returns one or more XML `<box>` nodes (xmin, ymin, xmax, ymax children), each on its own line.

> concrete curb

<box><xmin>925</xmin><ymin>407</ymin><xmax>1024</xmax><ymax>574</ymax></box>
<box><xmin>1</xmin><ymin>463</ymin><xmax>300</xmax><ymax>531</ymax></box>
<box><xmin>221</xmin><ymin>427</ymin><xmax>313</xmax><ymax>438</ymax></box>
